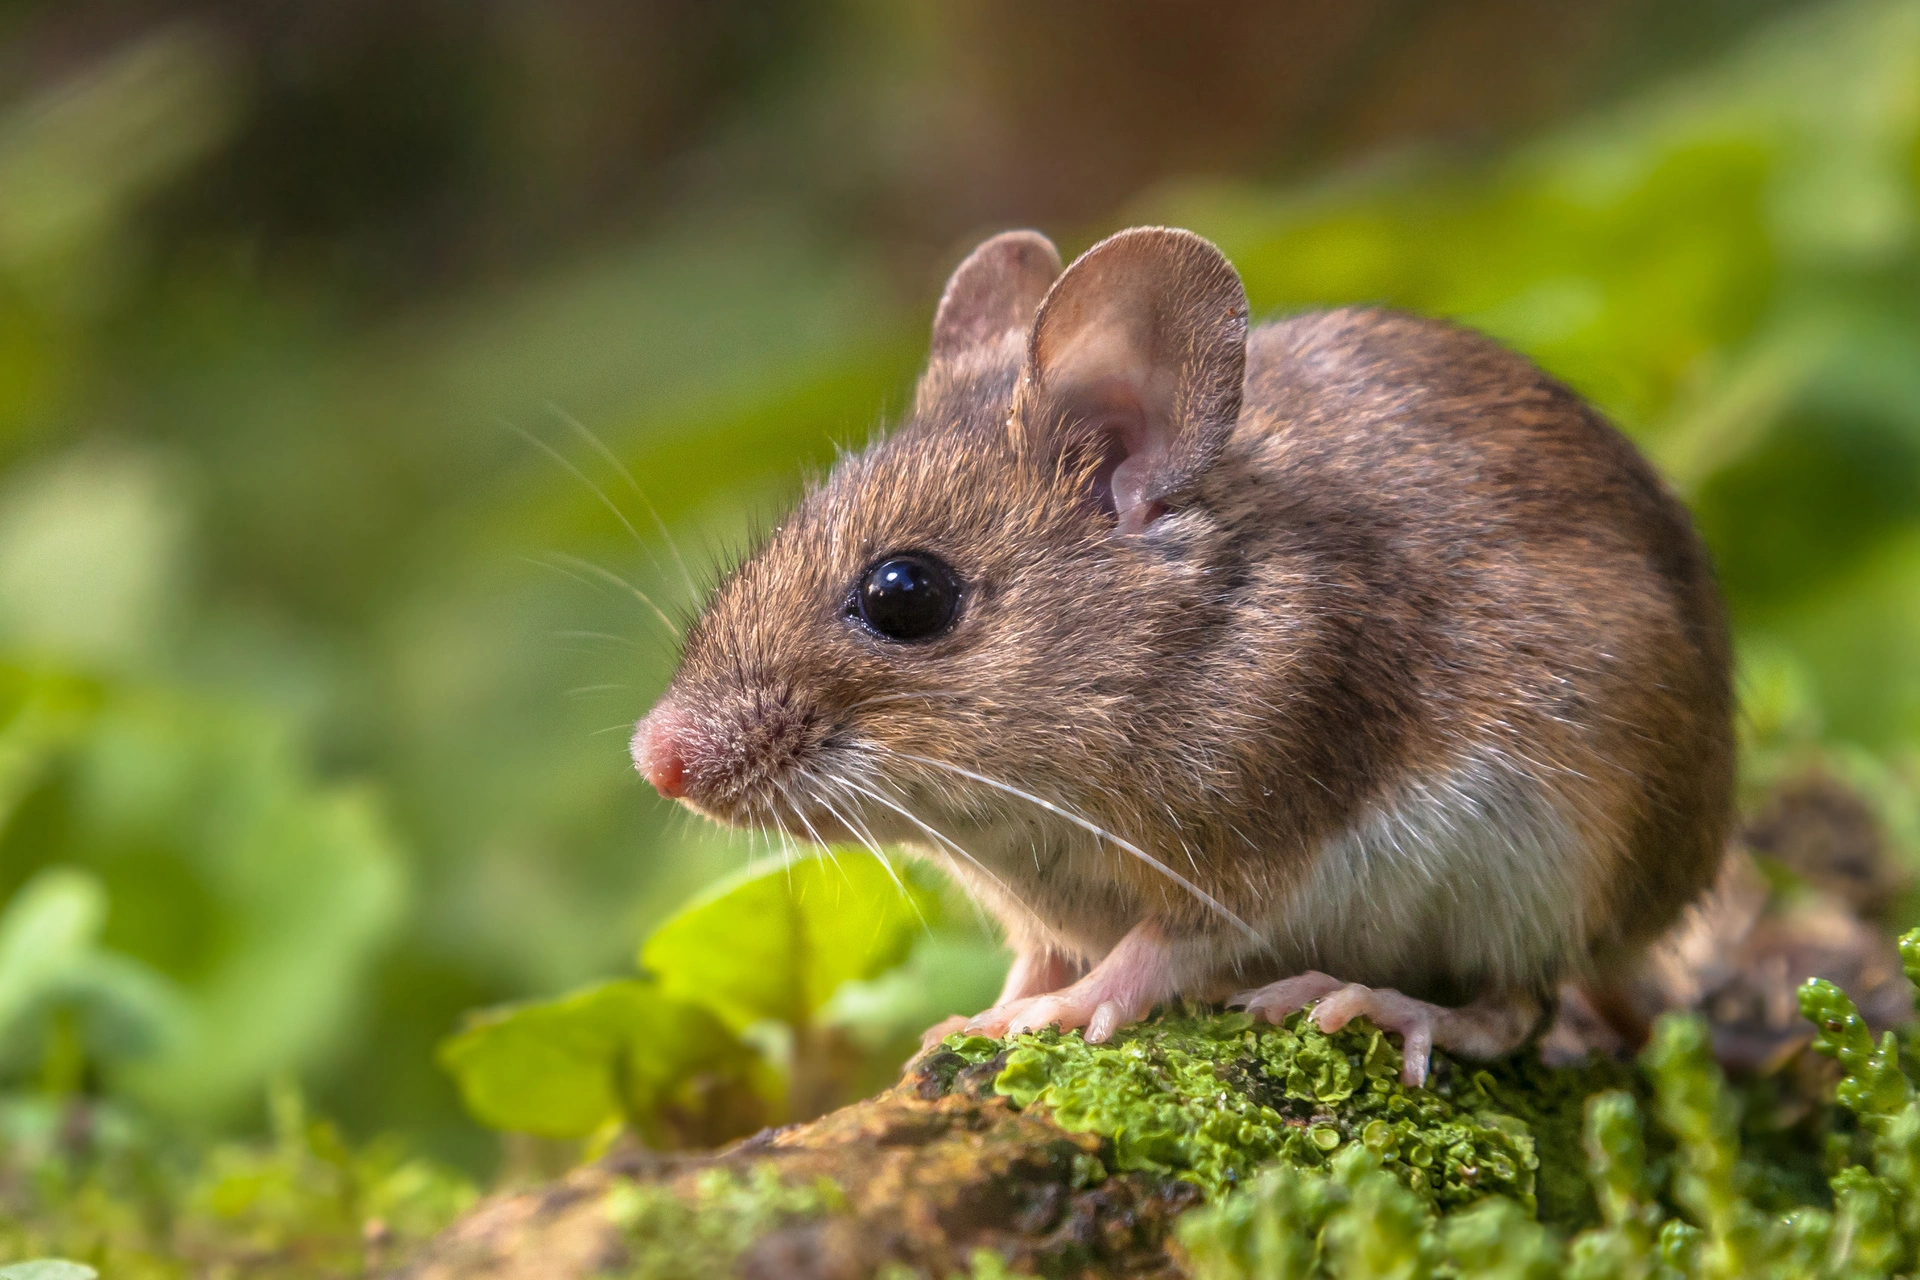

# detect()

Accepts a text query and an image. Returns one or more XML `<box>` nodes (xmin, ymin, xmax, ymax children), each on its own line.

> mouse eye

<box><xmin>853</xmin><ymin>553</ymin><xmax>960</xmax><ymax>643</ymax></box>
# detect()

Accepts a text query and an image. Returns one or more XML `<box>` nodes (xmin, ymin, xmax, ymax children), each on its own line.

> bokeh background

<box><xmin>2</xmin><ymin>0</ymin><xmax>1918</xmax><ymax>1178</ymax></box>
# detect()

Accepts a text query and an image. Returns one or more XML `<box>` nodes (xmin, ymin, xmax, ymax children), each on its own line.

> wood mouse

<box><xmin>631</xmin><ymin>226</ymin><xmax>1733</xmax><ymax>1085</ymax></box>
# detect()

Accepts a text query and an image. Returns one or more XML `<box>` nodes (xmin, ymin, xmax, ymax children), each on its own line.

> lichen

<box><xmin>941</xmin><ymin>1010</ymin><xmax>1540</xmax><ymax>1211</ymax></box>
<box><xmin>1163</xmin><ymin>929</ymin><xmax>1920</xmax><ymax>1279</ymax></box>
<box><xmin>602</xmin><ymin>1162</ymin><xmax>846</xmax><ymax>1279</ymax></box>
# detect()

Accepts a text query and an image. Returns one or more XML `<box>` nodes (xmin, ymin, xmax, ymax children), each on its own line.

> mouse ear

<box><xmin>1017</xmin><ymin>227</ymin><xmax>1248</xmax><ymax>534</ymax></box>
<box><xmin>929</xmin><ymin>230</ymin><xmax>1063</xmax><ymax>360</ymax></box>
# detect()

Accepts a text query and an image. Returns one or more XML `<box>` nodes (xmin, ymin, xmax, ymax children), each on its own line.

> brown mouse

<box><xmin>631</xmin><ymin>226</ymin><xmax>1733</xmax><ymax>1085</ymax></box>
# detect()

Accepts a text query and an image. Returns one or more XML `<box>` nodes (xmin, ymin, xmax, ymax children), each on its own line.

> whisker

<box><xmin>548</xmin><ymin>403</ymin><xmax>701</xmax><ymax>602</ymax></box>
<box><xmin>882</xmin><ymin>748</ymin><xmax>1263</xmax><ymax>945</ymax></box>
<box><xmin>550</xmin><ymin>629</ymin><xmax>643</xmax><ymax>649</ymax></box>
<box><xmin>806</xmin><ymin>779</ymin><xmax>934</xmax><ymax>938</ymax></box>
<box><xmin>550</xmin><ymin>553</ymin><xmax>682</xmax><ymax>641</ymax></box>
<box><xmin>746</xmin><ymin>796</ymin><xmax>772</xmax><ymax>869</ymax></box>
<box><xmin>499</xmin><ymin>415</ymin><xmax>659</xmax><ymax>568</ymax></box>
<box><xmin>591</xmin><ymin>721</ymin><xmax>639</xmax><ymax>737</ymax></box>
<box><xmin>566</xmin><ymin>683</ymin><xmax>634</xmax><ymax>697</ymax></box>
<box><xmin>831</xmin><ymin>774</ymin><xmax>1019</xmax><ymax>912</ymax></box>
<box><xmin>806</xmin><ymin>775</ymin><xmax>906</xmax><ymax>893</ymax></box>
<box><xmin>774</xmin><ymin>778</ymin><xmax>845</xmax><ymax>880</ymax></box>
<box><xmin>839</xmin><ymin>690</ymin><xmax>981</xmax><ymax>715</ymax></box>
<box><xmin>523</xmin><ymin>555</ymin><xmax>624</xmax><ymax>604</ymax></box>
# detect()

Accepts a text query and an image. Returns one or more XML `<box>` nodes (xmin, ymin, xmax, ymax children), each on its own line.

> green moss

<box><xmin>1164</xmin><ymin>930</ymin><xmax>1920</xmax><ymax>1279</ymax></box>
<box><xmin>603</xmin><ymin>1162</ymin><xmax>846</xmax><ymax>1279</ymax></box>
<box><xmin>943</xmin><ymin>1010</ymin><xmax>1540</xmax><ymax>1210</ymax></box>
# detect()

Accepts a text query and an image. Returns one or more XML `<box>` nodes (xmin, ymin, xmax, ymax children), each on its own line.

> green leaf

<box><xmin>0</xmin><ymin>1263</ymin><xmax>99</xmax><ymax>1280</ymax></box>
<box><xmin>437</xmin><ymin>979</ymin><xmax>751</xmax><ymax>1140</ymax></box>
<box><xmin>0</xmin><ymin>866</ymin><xmax>104</xmax><ymax>1030</ymax></box>
<box><xmin>0</xmin><ymin>866</ymin><xmax>186</xmax><ymax>1081</ymax></box>
<box><xmin>639</xmin><ymin>852</ymin><xmax>937</xmax><ymax>1031</ymax></box>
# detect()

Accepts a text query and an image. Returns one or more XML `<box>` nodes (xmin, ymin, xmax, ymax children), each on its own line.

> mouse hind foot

<box><xmin>1230</xmin><ymin>974</ymin><xmax>1544</xmax><ymax>1087</ymax></box>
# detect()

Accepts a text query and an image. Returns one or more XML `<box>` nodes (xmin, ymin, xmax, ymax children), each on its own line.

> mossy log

<box><xmin>397</xmin><ymin>1000</ymin><xmax>1651</xmax><ymax>1280</ymax></box>
<box><xmin>396</xmin><ymin>771</ymin><xmax>1914</xmax><ymax>1280</ymax></box>
<box><xmin>396</xmin><ymin>1049</ymin><xmax>1202</xmax><ymax>1279</ymax></box>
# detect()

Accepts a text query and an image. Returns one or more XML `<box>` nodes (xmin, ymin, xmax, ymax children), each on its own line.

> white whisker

<box><xmin>549</xmin><ymin>628</ymin><xmax>644</xmax><ymax>649</ymax></box>
<box><xmin>831</xmin><ymin>774</ymin><xmax>1019</xmax><ymax>911</ymax></box>
<box><xmin>548</xmin><ymin>403</ymin><xmax>700</xmax><ymax>601</ymax></box>
<box><xmin>499</xmin><ymin>414</ymin><xmax>661</xmax><ymax>566</ymax></box>
<box><xmin>550</xmin><ymin>553</ymin><xmax>682</xmax><ymax>641</ymax></box>
<box><xmin>774</xmin><ymin>778</ymin><xmax>845</xmax><ymax>881</ymax></box>
<box><xmin>806</xmin><ymin>778</ymin><xmax>934</xmax><ymax>937</ymax></box>
<box><xmin>805</xmin><ymin>774</ymin><xmax>904</xmax><ymax>891</ymax></box>
<box><xmin>884</xmin><ymin>748</ymin><xmax>1263</xmax><ymax>945</ymax></box>
<box><xmin>566</xmin><ymin>683</ymin><xmax>634</xmax><ymax>697</ymax></box>
<box><xmin>840</xmin><ymin>689</ymin><xmax>979</xmax><ymax>715</ymax></box>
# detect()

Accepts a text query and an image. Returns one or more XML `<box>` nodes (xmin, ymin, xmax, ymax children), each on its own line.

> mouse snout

<box><xmin>630</xmin><ymin>688</ymin><xmax>819</xmax><ymax>818</ymax></box>
<box><xmin>632</xmin><ymin>702</ymin><xmax>693</xmax><ymax>799</ymax></box>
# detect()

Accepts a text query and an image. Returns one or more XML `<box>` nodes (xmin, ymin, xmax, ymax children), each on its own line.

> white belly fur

<box><xmin>1260</xmin><ymin>748</ymin><xmax>1591</xmax><ymax>996</ymax></box>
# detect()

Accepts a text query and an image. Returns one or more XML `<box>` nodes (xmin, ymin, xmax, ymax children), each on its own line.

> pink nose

<box><xmin>631</xmin><ymin>704</ymin><xmax>690</xmax><ymax>799</ymax></box>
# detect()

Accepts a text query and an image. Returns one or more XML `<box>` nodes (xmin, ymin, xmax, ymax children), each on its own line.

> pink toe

<box><xmin>1310</xmin><ymin>985</ymin><xmax>1369</xmax><ymax>1033</ymax></box>
<box><xmin>1234</xmin><ymin>972</ymin><xmax>1345</xmax><ymax>1023</ymax></box>
<box><xmin>1006</xmin><ymin>999</ymin><xmax>1059</xmax><ymax>1037</ymax></box>
<box><xmin>1086</xmin><ymin>1001</ymin><xmax>1121</xmax><ymax>1043</ymax></box>
<box><xmin>966</xmin><ymin>1002</ymin><xmax>1020</xmax><ymax>1037</ymax></box>
<box><xmin>920</xmin><ymin>1014</ymin><xmax>969</xmax><ymax>1051</ymax></box>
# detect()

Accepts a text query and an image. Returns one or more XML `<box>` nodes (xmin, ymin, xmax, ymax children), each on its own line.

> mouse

<box><xmin>630</xmin><ymin>225</ymin><xmax>1733</xmax><ymax>1086</ymax></box>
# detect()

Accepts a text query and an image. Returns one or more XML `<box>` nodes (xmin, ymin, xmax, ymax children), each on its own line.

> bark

<box><xmin>397</xmin><ymin>1054</ymin><xmax>1197</xmax><ymax>1280</ymax></box>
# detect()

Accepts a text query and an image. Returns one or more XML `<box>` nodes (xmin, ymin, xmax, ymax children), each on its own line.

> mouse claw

<box><xmin>963</xmin><ymin>997</ymin><xmax>1037</xmax><ymax>1039</ymax></box>
<box><xmin>918</xmin><ymin>1013</ymin><xmax>971</xmax><ymax>1054</ymax></box>
<box><xmin>1309</xmin><ymin>984</ymin><xmax>1438</xmax><ymax>1087</ymax></box>
<box><xmin>1086</xmin><ymin>1000</ymin><xmax>1124</xmax><ymax>1044</ymax></box>
<box><xmin>1004</xmin><ymin>996</ymin><xmax>1068</xmax><ymax>1038</ymax></box>
<box><xmin>1230</xmin><ymin>971</ymin><xmax>1344</xmax><ymax>1022</ymax></box>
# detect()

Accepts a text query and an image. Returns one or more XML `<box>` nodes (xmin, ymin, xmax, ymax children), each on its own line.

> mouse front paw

<box><xmin>961</xmin><ymin>984</ymin><xmax>1152</xmax><ymax>1045</ymax></box>
<box><xmin>961</xmin><ymin>922</ymin><xmax>1179</xmax><ymax>1044</ymax></box>
<box><xmin>917</xmin><ymin>1013</ymin><xmax>972</xmax><ymax>1054</ymax></box>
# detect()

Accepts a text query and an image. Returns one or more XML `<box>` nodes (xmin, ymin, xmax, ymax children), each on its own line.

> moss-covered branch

<box><xmin>398</xmin><ymin>779</ymin><xmax>1920</xmax><ymax>1279</ymax></box>
<box><xmin>395</xmin><ymin>1011</ymin><xmax>1629</xmax><ymax>1278</ymax></box>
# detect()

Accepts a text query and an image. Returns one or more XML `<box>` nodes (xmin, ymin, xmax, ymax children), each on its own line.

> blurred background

<box><xmin>1</xmin><ymin>0</ymin><xmax>1917</xmax><ymax>1180</ymax></box>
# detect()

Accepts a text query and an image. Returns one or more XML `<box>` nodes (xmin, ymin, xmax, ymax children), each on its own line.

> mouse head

<box><xmin>633</xmin><ymin>227</ymin><xmax>1249</xmax><ymax>863</ymax></box>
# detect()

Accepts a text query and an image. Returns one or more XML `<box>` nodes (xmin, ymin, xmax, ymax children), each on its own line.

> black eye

<box><xmin>854</xmin><ymin>553</ymin><xmax>960</xmax><ymax>642</ymax></box>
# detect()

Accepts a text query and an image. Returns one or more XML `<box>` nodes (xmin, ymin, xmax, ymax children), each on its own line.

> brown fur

<box><xmin>642</xmin><ymin>227</ymin><xmax>1733</xmax><ymax>1016</ymax></box>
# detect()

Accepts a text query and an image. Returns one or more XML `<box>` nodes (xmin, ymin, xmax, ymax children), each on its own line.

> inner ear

<box><xmin>1074</xmin><ymin>393</ymin><xmax>1168</xmax><ymax>533</ymax></box>
<box><xmin>1019</xmin><ymin>227</ymin><xmax>1247</xmax><ymax>534</ymax></box>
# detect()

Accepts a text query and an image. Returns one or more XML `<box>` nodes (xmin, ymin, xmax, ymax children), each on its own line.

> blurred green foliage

<box><xmin>0</xmin><ymin>0</ymin><xmax>1916</xmax><ymax>1261</ymax></box>
<box><xmin>0</xmin><ymin>663</ymin><xmax>404</xmax><ymax>1122</ymax></box>
<box><xmin>0</xmin><ymin>1077</ymin><xmax>472</xmax><ymax>1277</ymax></box>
